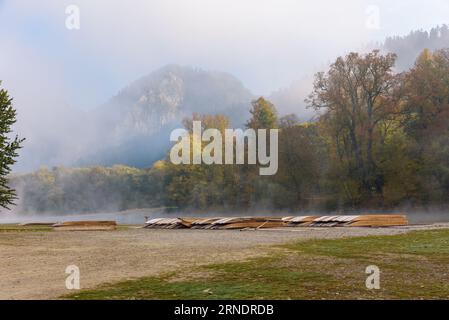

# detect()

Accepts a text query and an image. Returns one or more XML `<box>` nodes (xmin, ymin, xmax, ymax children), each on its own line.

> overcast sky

<box><xmin>1</xmin><ymin>0</ymin><xmax>449</xmax><ymax>111</ymax></box>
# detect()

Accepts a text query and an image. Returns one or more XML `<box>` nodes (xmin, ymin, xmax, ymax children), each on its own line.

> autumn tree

<box><xmin>246</xmin><ymin>97</ymin><xmax>278</xmax><ymax>129</ymax></box>
<box><xmin>403</xmin><ymin>49</ymin><xmax>449</xmax><ymax>140</ymax></box>
<box><xmin>402</xmin><ymin>48</ymin><xmax>449</xmax><ymax>202</ymax></box>
<box><xmin>275</xmin><ymin>117</ymin><xmax>325</xmax><ymax>209</ymax></box>
<box><xmin>308</xmin><ymin>50</ymin><xmax>402</xmax><ymax>205</ymax></box>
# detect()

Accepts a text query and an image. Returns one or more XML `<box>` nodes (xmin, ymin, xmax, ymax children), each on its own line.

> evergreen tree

<box><xmin>0</xmin><ymin>82</ymin><xmax>24</xmax><ymax>209</ymax></box>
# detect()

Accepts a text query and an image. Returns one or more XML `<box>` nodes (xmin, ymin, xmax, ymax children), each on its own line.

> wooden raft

<box><xmin>52</xmin><ymin>221</ymin><xmax>117</xmax><ymax>231</ymax></box>
<box><xmin>144</xmin><ymin>215</ymin><xmax>408</xmax><ymax>230</ymax></box>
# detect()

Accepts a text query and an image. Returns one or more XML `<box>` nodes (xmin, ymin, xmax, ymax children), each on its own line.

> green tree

<box><xmin>246</xmin><ymin>97</ymin><xmax>278</xmax><ymax>129</ymax></box>
<box><xmin>275</xmin><ymin>119</ymin><xmax>325</xmax><ymax>209</ymax></box>
<box><xmin>0</xmin><ymin>82</ymin><xmax>24</xmax><ymax>209</ymax></box>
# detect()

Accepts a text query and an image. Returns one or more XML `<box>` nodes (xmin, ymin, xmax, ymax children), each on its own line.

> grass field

<box><xmin>0</xmin><ymin>224</ymin><xmax>131</xmax><ymax>233</ymax></box>
<box><xmin>66</xmin><ymin>229</ymin><xmax>449</xmax><ymax>300</ymax></box>
<box><xmin>0</xmin><ymin>224</ymin><xmax>53</xmax><ymax>232</ymax></box>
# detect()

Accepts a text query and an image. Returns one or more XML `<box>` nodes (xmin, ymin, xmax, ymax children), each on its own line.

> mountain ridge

<box><xmin>78</xmin><ymin>65</ymin><xmax>256</xmax><ymax>168</ymax></box>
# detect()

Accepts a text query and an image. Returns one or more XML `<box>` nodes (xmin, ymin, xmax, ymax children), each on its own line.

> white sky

<box><xmin>1</xmin><ymin>0</ymin><xmax>449</xmax><ymax>110</ymax></box>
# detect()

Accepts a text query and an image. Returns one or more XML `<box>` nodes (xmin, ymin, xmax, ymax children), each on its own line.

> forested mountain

<box><xmin>383</xmin><ymin>25</ymin><xmax>449</xmax><ymax>70</ymax></box>
<box><xmin>269</xmin><ymin>25</ymin><xmax>449</xmax><ymax>126</ymax></box>
<box><xmin>15</xmin><ymin>64</ymin><xmax>317</xmax><ymax>171</ymax></box>
<box><xmin>95</xmin><ymin>65</ymin><xmax>254</xmax><ymax>138</ymax></box>
<box><xmin>78</xmin><ymin>65</ymin><xmax>255</xmax><ymax>168</ymax></box>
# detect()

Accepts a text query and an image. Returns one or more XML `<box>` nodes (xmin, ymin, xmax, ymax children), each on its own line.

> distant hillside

<box><xmin>268</xmin><ymin>76</ymin><xmax>317</xmax><ymax>122</ymax></box>
<box><xmin>78</xmin><ymin>65</ymin><xmax>254</xmax><ymax>168</ymax></box>
<box><xmin>269</xmin><ymin>25</ymin><xmax>449</xmax><ymax>124</ymax></box>
<box><xmin>383</xmin><ymin>25</ymin><xmax>449</xmax><ymax>70</ymax></box>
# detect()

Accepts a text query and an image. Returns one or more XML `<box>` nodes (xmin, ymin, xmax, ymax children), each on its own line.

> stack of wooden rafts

<box><xmin>52</xmin><ymin>221</ymin><xmax>117</xmax><ymax>231</ymax></box>
<box><xmin>282</xmin><ymin>215</ymin><xmax>408</xmax><ymax>227</ymax></box>
<box><xmin>144</xmin><ymin>215</ymin><xmax>407</xmax><ymax>230</ymax></box>
<box><xmin>144</xmin><ymin>217</ymin><xmax>285</xmax><ymax>229</ymax></box>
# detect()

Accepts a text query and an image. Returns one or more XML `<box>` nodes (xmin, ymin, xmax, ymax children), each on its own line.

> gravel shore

<box><xmin>1</xmin><ymin>223</ymin><xmax>448</xmax><ymax>299</ymax></box>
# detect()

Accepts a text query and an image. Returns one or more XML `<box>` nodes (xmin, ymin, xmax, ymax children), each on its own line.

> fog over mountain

<box><xmin>268</xmin><ymin>77</ymin><xmax>316</xmax><ymax>122</ymax></box>
<box><xmin>15</xmin><ymin>65</ymin><xmax>257</xmax><ymax>171</ymax></box>
<box><xmin>382</xmin><ymin>25</ymin><xmax>449</xmax><ymax>70</ymax></box>
<box><xmin>13</xmin><ymin>21</ymin><xmax>449</xmax><ymax>172</ymax></box>
<box><xmin>79</xmin><ymin>65</ymin><xmax>255</xmax><ymax>168</ymax></box>
<box><xmin>14</xmin><ymin>63</ymin><xmax>328</xmax><ymax>172</ymax></box>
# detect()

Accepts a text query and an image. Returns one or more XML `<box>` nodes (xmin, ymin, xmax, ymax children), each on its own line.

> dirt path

<box><xmin>1</xmin><ymin>224</ymin><xmax>448</xmax><ymax>300</ymax></box>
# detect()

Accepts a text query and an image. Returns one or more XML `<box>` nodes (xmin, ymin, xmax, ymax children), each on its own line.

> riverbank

<box><xmin>1</xmin><ymin>223</ymin><xmax>448</xmax><ymax>299</ymax></box>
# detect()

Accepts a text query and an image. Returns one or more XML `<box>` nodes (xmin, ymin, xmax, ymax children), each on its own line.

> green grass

<box><xmin>65</xmin><ymin>229</ymin><xmax>449</xmax><ymax>300</ymax></box>
<box><xmin>0</xmin><ymin>224</ymin><xmax>133</xmax><ymax>233</ymax></box>
<box><xmin>0</xmin><ymin>224</ymin><xmax>53</xmax><ymax>233</ymax></box>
